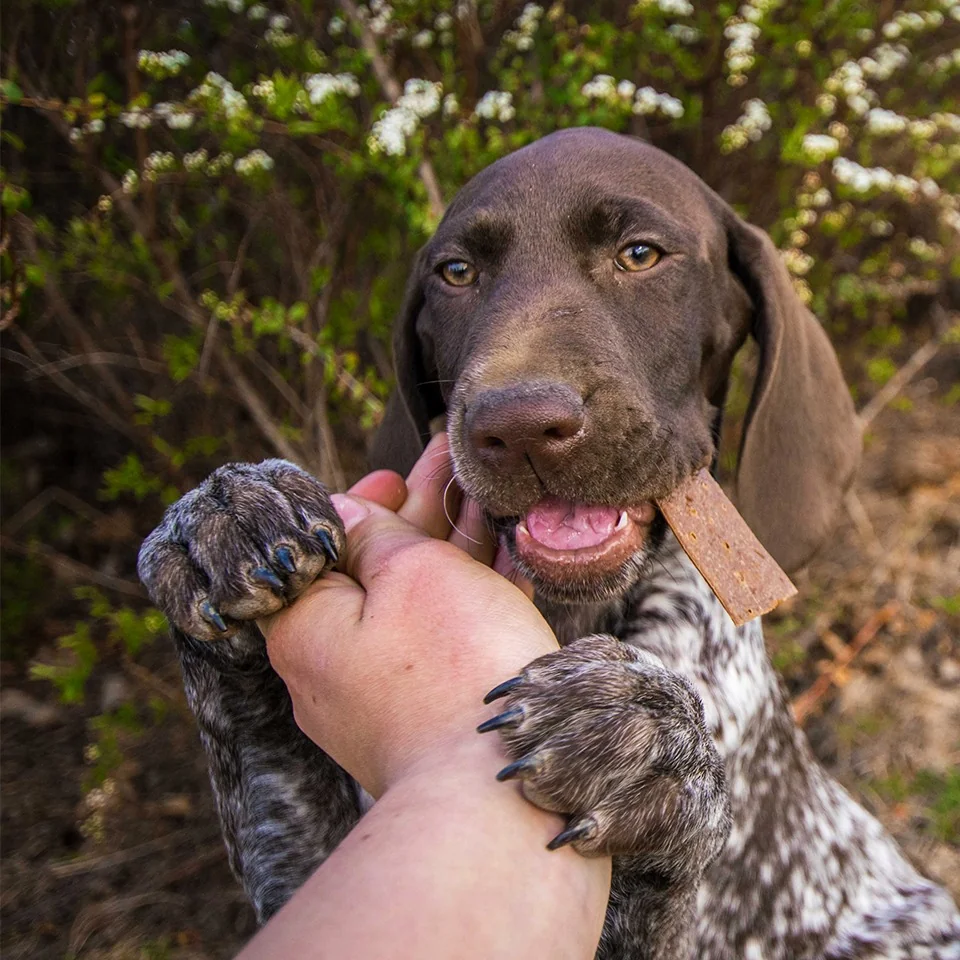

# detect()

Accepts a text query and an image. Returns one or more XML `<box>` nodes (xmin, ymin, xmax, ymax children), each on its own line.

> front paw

<box><xmin>137</xmin><ymin>460</ymin><xmax>344</xmax><ymax>641</ymax></box>
<box><xmin>480</xmin><ymin>635</ymin><xmax>730</xmax><ymax>880</ymax></box>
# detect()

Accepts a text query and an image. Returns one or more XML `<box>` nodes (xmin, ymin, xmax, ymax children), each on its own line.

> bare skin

<box><xmin>238</xmin><ymin>435</ymin><xmax>611</xmax><ymax>960</ymax></box>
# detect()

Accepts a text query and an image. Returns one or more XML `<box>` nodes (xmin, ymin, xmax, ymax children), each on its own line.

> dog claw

<box><xmin>496</xmin><ymin>756</ymin><xmax>538</xmax><ymax>782</ymax></box>
<box><xmin>484</xmin><ymin>676</ymin><xmax>523</xmax><ymax>704</ymax></box>
<box><xmin>273</xmin><ymin>546</ymin><xmax>297</xmax><ymax>573</ymax></box>
<box><xmin>199</xmin><ymin>600</ymin><xmax>227</xmax><ymax>633</ymax></box>
<box><xmin>252</xmin><ymin>567</ymin><xmax>285</xmax><ymax>592</ymax></box>
<box><xmin>477</xmin><ymin>706</ymin><xmax>525</xmax><ymax>734</ymax></box>
<box><xmin>314</xmin><ymin>529</ymin><xmax>339</xmax><ymax>563</ymax></box>
<box><xmin>547</xmin><ymin>818</ymin><xmax>596</xmax><ymax>851</ymax></box>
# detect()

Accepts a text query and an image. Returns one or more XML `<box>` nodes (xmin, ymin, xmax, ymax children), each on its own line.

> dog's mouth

<box><xmin>496</xmin><ymin>496</ymin><xmax>659</xmax><ymax>602</ymax></box>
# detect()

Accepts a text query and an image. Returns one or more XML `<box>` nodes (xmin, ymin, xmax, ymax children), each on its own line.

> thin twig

<box><xmin>792</xmin><ymin>601</ymin><xmax>900</xmax><ymax>725</ymax></box>
<box><xmin>0</xmin><ymin>535</ymin><xmax>145</xmax><ymax>598</ymax></box>
<box><xmin>858</xmin><ymin>323</ymin><xmax>950</xmax><ymax>427</ymax></box>
<box><xmin>21</xmin><ymin>350</ymin><xmax>166</xmax><ymax>379</ymax></box>
<box><xmin>49</xmin><ymin>827</ymin><xmax>217</xmax><ymax>878</ymax></box>
<box><xmin>6</xmin><ymin>327</ymin><xmax>140</xmax><ymax>442</ymax></box>
<box><xmin>3</xmin><ymin>486</ymin><xmax>114</xmax><ymax>537</ymax></box>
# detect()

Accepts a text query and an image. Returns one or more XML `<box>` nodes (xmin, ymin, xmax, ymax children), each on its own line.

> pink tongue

<box><xmin>525</xmin><ymin>498</ymin><xmax>619</xmax><ymax>551</ymax></box>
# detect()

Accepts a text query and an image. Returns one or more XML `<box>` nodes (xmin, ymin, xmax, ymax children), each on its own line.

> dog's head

<box><xmin>372</xmin><ymin>127</ymin><xmax>860</xmax><ymax>603</ymax></box>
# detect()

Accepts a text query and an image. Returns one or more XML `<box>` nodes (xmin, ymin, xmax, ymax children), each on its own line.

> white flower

<box><xmin>234</xmin><ymin>149</ymin><xmax>275</xmax><ymax>175</ymax></box>
<box><xmin>248</xmin><ymin>4</ymin><xmax>267</xmax><ymax>19</ymax></box>
<box><xmin>398</xmin><ymin>78</ymin><xmax>442</xmax><ymax>117</ymax></box>
<box><xmin>412</xmin><ymin>29</ymin><xmax>434</xmax><ymax>48</ymax></box>
<box><xmin>866</xmin><ymin>108</ymin><xmax>906</xmax><ymax>135</ymax></box>
<box><xmin>269</xmin><ymin>14</ymin><xmax>290</xmax><ymax>30</ymax></box>
<box><xmin>166</xmin><ymin>112</ymin><xmax>195</xmax><ymax>130</ymax></box>
<box><xmin>137</xmin><ymin>49</ymin><xmax>190</xmax><ymax>77</ymax></box>
<box><xmin>369</xmin><ymin>80</ymin><xmax>442</xmax><ymax>155</ymax></box>
<box><xmin>617</xmin><ymin>80</ymin><xmax>637</xmax><ymax>99</ymax></box>
<box><xmin>121</xmin><ymin>170</ymin><xmax>139</xmax><ymax>194</ymax></box>
<box><xmin>474</xmin><ymin>89</ymin><xmax>515</xmax><ymax>122</ymax></box>
<box><xmin>443</xmin><ymin>93</ymin><xmax>459</xmax><ymax>117</ymax></box>
<box><xmin>120</xmin><ymin>107</ymin><xmax>152</xmax><ymax>129</ymax></box>
<box><xmin>658</xmin><ymin>0</ymin><xmax>693</xmax><ymax>14</ymax></box>
<box><xmin>435</xmin><ymin>12</ymin><xmax>453</xmax><ymax>30</ymax></box>
<box><xmin>581</xmin><ymin>75</ymin><xmax>617</xmax><ymax>101</ymax></box>
<box><xmin>328</xmin><ymin>15</ymin><xmax>345</xmax><ymax>35</ymax></box>
<box><xmin>801</xmin><ymin>134</ymin><xmax>840</xmax><ymax>161</ymax></box>
<box><xmin>305</xmin><ymin>73</ymin><xmax>361</xmax><ymax>104</ymax></box>
<box><xmin>667</xmin><ymin>24</ymin><xmax>700</xmax><ymax>42</ymax></box>
<box><xmin>184</xmin><ymin>148</ymin><xmax>209</xmax><ymax>171</ymax></box>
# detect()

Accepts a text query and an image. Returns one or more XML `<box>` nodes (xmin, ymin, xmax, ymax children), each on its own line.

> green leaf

<box><xmin>0</xmin><ymin>79</ymin><xmax>23</xmax><ymax>104</ymax></box>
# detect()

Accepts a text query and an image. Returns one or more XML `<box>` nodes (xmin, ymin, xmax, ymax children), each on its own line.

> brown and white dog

<box><xmin>139</xmin><ymin>129</ymin><xmax>960</xmax><ymax>959</ymax></box>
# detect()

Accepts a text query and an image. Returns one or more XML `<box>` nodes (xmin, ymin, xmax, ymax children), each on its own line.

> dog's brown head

<box><xmin>372</xmin><ymin>127</ymin><xmax>860</xmax><ymax>603</ymax></box>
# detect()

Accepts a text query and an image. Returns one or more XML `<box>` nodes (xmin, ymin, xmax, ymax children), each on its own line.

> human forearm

<box><xmin>238</xmin><ymin>733</ymin><xmax>611</xmax><ymax>960</ymax></box>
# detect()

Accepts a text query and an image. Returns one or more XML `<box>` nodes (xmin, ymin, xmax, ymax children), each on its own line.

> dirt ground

<box><xmin>2</xmin><ymin>349</ymin><xmax>958</xmax><ymax>960</ymax></box>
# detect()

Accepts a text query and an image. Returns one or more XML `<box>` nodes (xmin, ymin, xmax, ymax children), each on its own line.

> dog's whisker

<box><xmin>442</xmin><ymin>476</ymin><xmax>482</xmax><ymax>545</ymax></box>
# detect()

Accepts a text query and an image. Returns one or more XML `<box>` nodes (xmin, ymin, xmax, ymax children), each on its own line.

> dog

<box><xmin>138</xmin><ymin>128</ymin><xmax>960</xmax><ymax>959</ymax></box>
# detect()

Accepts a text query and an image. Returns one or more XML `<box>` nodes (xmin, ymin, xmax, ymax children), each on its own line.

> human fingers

<box><xmin>448</xmin><ymin>496</ymin><xmax>497</xmax><ymax>566</ymax></box>
<box><xmin>397</xmin><ymin>433</ymin><xmax>460</xmax><ymax>539</ymax></box>
<box><xmin>348</xmin><ymin>469</ymin><xmax>407</xmax><ymax>511</ymax></box>
<box><xmin>331</xmin><ymin>493</ymin><xmax>454</xmax><ymax>592</ymax></box>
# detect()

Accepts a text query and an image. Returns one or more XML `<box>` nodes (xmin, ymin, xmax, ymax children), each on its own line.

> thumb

<box><xmin>331</xmin><ymin>493</ymin><xmax>440</xmax><ymax>591</ymax></box>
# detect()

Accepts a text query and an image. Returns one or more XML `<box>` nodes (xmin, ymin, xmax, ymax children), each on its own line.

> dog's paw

<box><xmin>480</xmin><ymin>634</ymin><xmax>730</xmax><ymax>879</ymax></box>
<box><xmin>138</xmin><ymin>460</ymin><xmax>344</xmax><ymax>641</ymax></box>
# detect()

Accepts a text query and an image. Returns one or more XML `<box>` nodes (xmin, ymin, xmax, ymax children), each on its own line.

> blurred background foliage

<box><xmin>1</xmin><ymin>1</ymin><xmax>958</xmax><ymax>956</ymax></box>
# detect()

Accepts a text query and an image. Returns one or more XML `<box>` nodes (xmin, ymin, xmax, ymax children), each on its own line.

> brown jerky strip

<box><xmin>657</xmin><ymin>469</ymin><xmax>797</xmax><ymax>627</ymax></box>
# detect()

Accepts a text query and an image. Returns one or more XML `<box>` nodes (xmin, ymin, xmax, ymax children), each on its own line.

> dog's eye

<box><xmin>439</xmin><ymin>260</ymin><xmax>478</xmax><ymax>287</ymax></box>
<box><xmin>615</xmin><ymin>243</ymin><xmax>662</xmax><ymax>272</ymax></box>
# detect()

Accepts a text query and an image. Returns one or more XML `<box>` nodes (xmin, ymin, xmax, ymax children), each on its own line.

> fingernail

<box><xmin>331</xmin><ymin>494</ymin><xmax>370</xmax><ymax>532</ymax></box>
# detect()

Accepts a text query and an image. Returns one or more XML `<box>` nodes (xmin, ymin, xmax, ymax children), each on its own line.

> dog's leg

<box><xmin>139</xmin><ymin>461</ymin><xmax>361</xmax><ymax>921</ymax></box>
<box><xmin>480</xmin><ymin>633</ymin><xmax>731</xmax><ymax>960</ymax></box>
<box><xmin>177</xmin><ymin>627</ymin><xmax>361</xmax><ymax>920</ymax></box>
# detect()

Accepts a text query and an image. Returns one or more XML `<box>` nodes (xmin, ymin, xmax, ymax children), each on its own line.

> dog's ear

<box><xmin>725</xmin><ymin>216</ymin><xmax>861</xmax><ymax>572</ymax></box>
<box><xmin>368</xmin><ymin>251</ymin><xmax>444</xmax><ymax>475</ymax></box>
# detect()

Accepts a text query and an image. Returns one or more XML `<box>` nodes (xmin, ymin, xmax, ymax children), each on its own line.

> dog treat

<box><xmin>657</xmin><ymin>469</ymin><xmax>797</xmax><ymax>626</ymax></box>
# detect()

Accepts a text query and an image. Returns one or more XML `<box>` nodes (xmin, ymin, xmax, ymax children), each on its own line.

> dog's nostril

<box><xmin>466</xmin><ymin>382</ymin><xmax>586</xmax><ymax>464</ymax></box>
<box><xmin>544</xmin><ymin>424</ymin><xmax>577</xmax><ymax>441</ymax></box>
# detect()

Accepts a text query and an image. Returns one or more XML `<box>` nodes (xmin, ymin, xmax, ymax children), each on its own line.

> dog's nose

<box><xmin>466</xmin><ymin>382</ymin><xmax>585</xmax><ymax>469</ymax></box>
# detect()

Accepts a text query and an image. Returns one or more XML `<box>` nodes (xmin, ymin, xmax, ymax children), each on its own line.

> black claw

<box><xmin>199</xmin><ymin>600</ymin><xmax>227</xmax><ymax>633</ymax></box>
<box><xmin>483</xmin><ymin>676</ymin><xmax>523</xmax><ymax>705</ymax></box>
<box><xmin>252</xmin><ymin>567</ymin><xmax>285</xmax><ymax>592</ymax></box>
<box><xmin>547</xmin><ymin>819</ymin><xmax>595</xmax><ymax>851</ymax></box>
<box><xmin>476</xmin><ymin>706</ymin><xmax>524</xmax><ymax>734</ymax></box>
<box><xmin>496</xmin><ymin>756</ymin><xmax>538</xmax><ymax>782</ymax></box>
<box><xmin>273</xmin><ymin>546</ymin><xmax>297</xmax><ymax>573</ymax></box>
<box><xmin>314</xmin><ymin>528</ymin><xmax>339</xmax><ymax>563</ymax></box>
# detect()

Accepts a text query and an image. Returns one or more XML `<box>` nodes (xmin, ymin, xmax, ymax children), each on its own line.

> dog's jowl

<box><xmin>139</xmin><ymin>129</ymin><xmax>960</xmax><ymax>959</ymax></box>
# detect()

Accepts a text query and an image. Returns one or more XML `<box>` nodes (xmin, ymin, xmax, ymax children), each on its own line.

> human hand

<box><xmin>260</xmin><ymin>434</ymin><xmax>554</xmax><ymax>797</ymax></box>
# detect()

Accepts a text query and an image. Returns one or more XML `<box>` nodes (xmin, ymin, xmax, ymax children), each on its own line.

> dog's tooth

<box><xmin>616</xmin><ymin>511</ymin><xmax>629</xmax><ymax>531</ymax></box>
<box><xmin>517</xmin><ymin>521</ymin><xmax>530</xmax><ymax>536</ymax></box>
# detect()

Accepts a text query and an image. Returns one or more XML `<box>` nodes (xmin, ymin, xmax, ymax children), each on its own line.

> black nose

<box><xmin>466</xmin><ymin>382</ymin><xmax>586</xmax><ymax>470</ymax></box>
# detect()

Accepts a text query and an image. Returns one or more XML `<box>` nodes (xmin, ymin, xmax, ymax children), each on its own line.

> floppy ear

<box><xmin>367</xmin><ymin>251</ymin><xmax>445</xmax><ymax>475</ymax></box>
<box><xmin>726</xmin><ymin>216</ymin><xmax>861</xmax><ymax>572</ymax></box>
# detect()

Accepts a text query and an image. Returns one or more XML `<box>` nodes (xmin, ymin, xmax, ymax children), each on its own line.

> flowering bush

<box><xmin>1</xmin><ymin>0</ymin><xmax>958</xmax><ymax>748</ymax></box>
